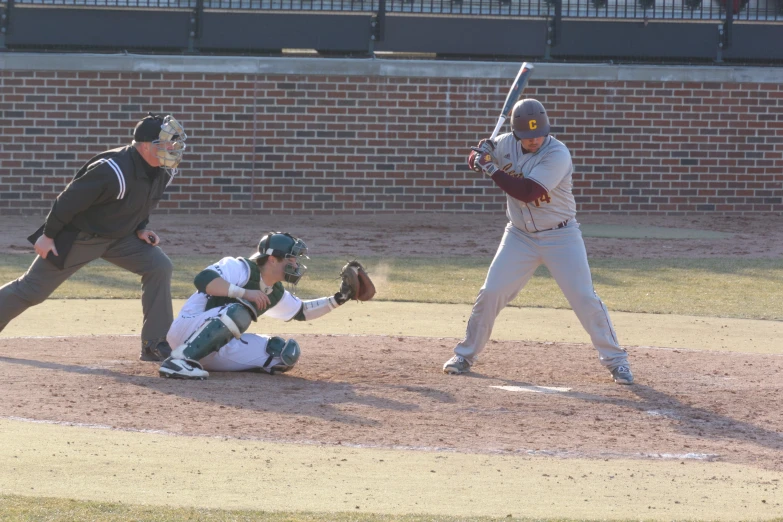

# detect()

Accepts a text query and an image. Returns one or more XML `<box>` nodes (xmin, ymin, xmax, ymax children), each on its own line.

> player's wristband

<box><xmin>227</xmin><ymin>283</ymin><xmax>246</xmax><ymax>299</ymax></box>
<box><xmin>334</xmin><ymin>291</ymin><xmax>348</xmax><ymax>306</ymax></box>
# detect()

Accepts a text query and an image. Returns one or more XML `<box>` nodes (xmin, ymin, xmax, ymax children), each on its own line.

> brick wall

<box><xmin>1</xmin><ymin>56</ymin><xmax>782</xmax><ymax>216</ymax></box>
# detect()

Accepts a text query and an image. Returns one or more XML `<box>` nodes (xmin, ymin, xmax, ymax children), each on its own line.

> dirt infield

<box><xmin>4</xmin><ymin>212</ymin><xmax>783</xmax><ymax>259</ymax></box>
<box><xmin>0</xmin><ymin>334</ymin><xmax>781</xmax><ymax>474</ymax></box>
<box><xmin>2</xmin><ymin>212</ymin><xmax>783</xmax><ymax>495</ymax></box>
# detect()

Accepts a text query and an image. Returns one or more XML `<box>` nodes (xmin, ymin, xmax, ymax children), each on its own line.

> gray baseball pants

<box><xmin>454</xmin><ymin>222</ymin><xmax>628</xmax><ymax>369</ymax></box>
<box><xmin>0</xmin><ymin>232</ymin><xmax>173</xmax><ymax>343</ymax></box>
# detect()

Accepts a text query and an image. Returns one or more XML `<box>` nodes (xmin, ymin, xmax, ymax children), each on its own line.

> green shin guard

<box><xmin>173</xmin><ymin>319</ymin><xmax>234</xmax><ymax>361</ymax></box>
<box><xmin>263</xmin><ymin>336</ymin><xmax>301</xmax><ymax>373</ymax></box>
<box><xmin>172</xmin><ymin>304</ymin><xmax>253</xmax><ymax>361</ymax></box>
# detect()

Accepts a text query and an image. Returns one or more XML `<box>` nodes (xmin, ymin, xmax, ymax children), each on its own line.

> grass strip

<box><xmin>0</xmin><ymin>495</ymin><xmax>571</xmax><ymax>522</ymax></box>
<box><xmin>1</xmin><ymin>255</ymin><xmax>781</xmax><ymax>321</ymax></box>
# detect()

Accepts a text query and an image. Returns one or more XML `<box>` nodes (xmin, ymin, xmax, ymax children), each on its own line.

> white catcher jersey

<box><xmin>176</xmin><ymin>256</ymin><xmax>301</xmax><ymax>321</ymax></box>
<box><xmin>491</xmin><ymin>133</ymin><xmax>577</xmax><ymax>232</ymax></box>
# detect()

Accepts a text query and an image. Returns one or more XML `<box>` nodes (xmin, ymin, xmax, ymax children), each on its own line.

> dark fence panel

<box><xmin>199</xmin><ymin>12</ymin><xmax>373</xmax><ymax>52</ymax></box>
<box><xmin>553</xmin><ymin>20</ymin><xmax>720</xmax><ymax>60</ymax></box>
<box><xmin>5</xmin><ymin>7</ymin><xmax>192</xmax><ymax>49</ymax></box>
<box><xmin>374</xmin><ymin>16</ymin><xmax>548</xmax><ymax>56</ymax></box>
<box><xmin>1</xmin><ymin>0</ymin><xmax>782</xmax><ymax>62</ymax></box>
<box><xmin>725</xmin><ymin>23</ymin><xmax>783</xmax><ymax>60</ymax></box>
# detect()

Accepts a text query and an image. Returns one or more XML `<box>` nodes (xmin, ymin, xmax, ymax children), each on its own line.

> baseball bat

<box><xmin>488</xmin><ymin>62</ymin><xmax>535</xmax><ymax>140</ymax></box>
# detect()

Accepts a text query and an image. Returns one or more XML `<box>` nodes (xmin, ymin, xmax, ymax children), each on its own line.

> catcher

<box><xmin>159</xmin><ymin>231</ymin><xmax>375</xmax><ymax>380</ymax></box>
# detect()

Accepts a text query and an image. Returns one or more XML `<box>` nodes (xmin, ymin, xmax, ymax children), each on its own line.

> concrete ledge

<box><xmin>2</xmin><ymin>52</ymin><xmax>783</xmax><ymax>83</ymax></box>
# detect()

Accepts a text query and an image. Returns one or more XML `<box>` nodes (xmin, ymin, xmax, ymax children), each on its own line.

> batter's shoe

<box><xmin>140</xmin><ymin>339</ymin><xmax>172</xmax><ymax>362</ymax></box>
<box><xmin>611</xmin><ymin>365</ymin><xmax>634</xmax><ymax>385</ymax></box>
<box><xmin>159</xmin><ymin>357</ymin><xmax>209</xmax><ymax>380</ymax></box>
<box><xmin>443</xmin><ymin>355</ymin><xmax>471</xmax><ymax>374</ymax></box>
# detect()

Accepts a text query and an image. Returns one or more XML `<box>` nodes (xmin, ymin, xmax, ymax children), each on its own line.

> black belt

<box><xmin>534</xmin><ymin>220</ymin><xmax>569</xmax><ymax>233</ymax></box>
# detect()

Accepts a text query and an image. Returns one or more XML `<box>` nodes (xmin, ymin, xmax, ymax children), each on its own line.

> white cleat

<box><xmin>159</xmin><ymin>357</ymin><xmax>209</xmax><ymax>380</ymax></box>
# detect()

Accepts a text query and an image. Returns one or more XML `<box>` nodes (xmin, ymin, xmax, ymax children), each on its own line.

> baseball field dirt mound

<box><xmin>1</xmin><ymin>334</ymin><xmax>780</xmax><ymax>472</ymax></box>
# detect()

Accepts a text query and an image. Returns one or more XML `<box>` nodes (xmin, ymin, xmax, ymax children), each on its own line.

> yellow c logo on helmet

<box><xmin>529</xmin><ymin>120</ymin><xmax>538</xmax><ymax>130</ymax></box>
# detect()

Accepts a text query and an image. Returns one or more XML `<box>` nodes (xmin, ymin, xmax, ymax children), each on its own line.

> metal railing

<box><xmin>10</xmin><ymin>0</ymin><xmax>782</xmax><ymax>20</ymax></box>
<box><xmin>3</xmin><ymin>0</ymin><xmax>781</xmax><ymax>61</ymax></box>
<box><xmin>15</xmin><ymin>0</ymin><xmax>195</xmax><ymax>5</ymax></box>
<box><xmin>204</xmin><ymin>0</ymin><xmax>375</xmax><ymax>10</ymax></box>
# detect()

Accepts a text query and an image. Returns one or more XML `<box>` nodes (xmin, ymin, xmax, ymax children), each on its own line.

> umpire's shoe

<box><xmin>443</xmin><ymin>355</ymin><xmax>471</xmax><ymax>374</ymax></box>
<box><xmin>159</xmin><ymin>357</ymin><xmax>209</xmax><ymax>380</ymax></box>
<box><xmin>611</xmin><ymin>365</ymin><xmax>634</xmax><ymax>385</ymax></box>
<box><xmin>140</xmin><ymin>339</ymin><xmax>172</xmax><ymax>362</ymax></box>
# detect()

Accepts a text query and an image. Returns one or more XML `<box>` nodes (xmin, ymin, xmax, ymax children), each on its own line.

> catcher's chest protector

<box><xmin>205</xmin><ymin>258</ymin><xmax>285</xmax><ymax>313</ymax></box>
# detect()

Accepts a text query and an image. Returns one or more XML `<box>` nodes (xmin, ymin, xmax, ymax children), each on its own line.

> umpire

<box><xmin>0</xmin><ymin>113</ymin><xmax>187</xmax><ymax>362</ymax></box>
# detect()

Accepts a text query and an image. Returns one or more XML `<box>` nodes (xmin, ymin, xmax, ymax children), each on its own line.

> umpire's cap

<box><xmin>133</xmin><ymin>113</ymin><xmax>165</xmax><ymax>142</ymax></box>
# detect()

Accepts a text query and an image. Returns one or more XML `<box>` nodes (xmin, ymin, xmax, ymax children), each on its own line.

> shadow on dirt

<box><xmin>0</xmin><ymin>355</ymin><xmax>431</xmax><ymax>428</ymax></box>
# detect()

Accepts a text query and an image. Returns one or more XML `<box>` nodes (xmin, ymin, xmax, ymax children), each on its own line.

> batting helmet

<box><xmin>249</xmin><ymin>232</ymin><xmax>309</xmax><ymax>284</ymax></box>
<box><xmin>511</xmin><ymin>99</ymin><xmax>550</xmax><ymax>140</ymax></box>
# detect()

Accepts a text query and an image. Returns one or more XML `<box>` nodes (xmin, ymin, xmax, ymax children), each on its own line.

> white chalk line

<box><xmin>2</xmin><ymin>415</ymin><xmax>720</xmax><ymax>462</ymax></box>
<box><xmin>490</xmin><ymin>385</ymin><xmax>572</xmax><ymax>394</ymax></box>
<box><xmin>0</xmin><ymin>334</ymin><xmax>137</xmax><ymax>340</ymax></box>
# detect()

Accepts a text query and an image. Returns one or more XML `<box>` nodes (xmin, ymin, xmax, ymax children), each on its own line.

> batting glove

<box><xmin>476</xmin><ymin>139</ymin><xmax>495</xmax><ymax>154</ymax></box>
<box><xmin>469</xmin><ymin>139</ymin><xmax>496</xmax><ymax>173</ymax></box>
<box><xmin>473</xmin><ymin>150</ymin><xmax>498</xmax><ymax>176</ymax></box>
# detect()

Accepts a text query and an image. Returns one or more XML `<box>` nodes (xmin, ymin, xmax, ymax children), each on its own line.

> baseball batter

<box><xmin>443</xmin><ymin>98</ymin><xmax>634</xmax><ymax>385</ymax></box>
<box><xmin>160</xmin><ymin>231</ymin><xmax>373</xmax><ymax>380</ymax></box>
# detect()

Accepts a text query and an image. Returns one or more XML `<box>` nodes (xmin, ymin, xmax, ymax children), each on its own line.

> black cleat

<box><xmin>140</xmin><ymin>339</ymin><xmax>173</xmax><ymax>362</ymax></box>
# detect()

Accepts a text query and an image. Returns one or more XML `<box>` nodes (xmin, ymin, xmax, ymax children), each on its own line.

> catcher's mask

<box><xmin>133</xmin><ymin>112</ymin><xmax>187</xmax><ymax>170</ymax></box>
<box><xmin>249</xmin><ymin>232</ymin><xmax>309</xmax><ymax>285</ymax></box>
<box><xmin>511</xmin><ymin>98</ymin><xmax>550</xmax><ymax>140</ymax></box>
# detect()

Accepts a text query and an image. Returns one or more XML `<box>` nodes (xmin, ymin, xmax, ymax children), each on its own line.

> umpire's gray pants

<box><xmin>0</xmin><ymin>232</ymin><xmax>173</xmax><ymax>343</ymax></box>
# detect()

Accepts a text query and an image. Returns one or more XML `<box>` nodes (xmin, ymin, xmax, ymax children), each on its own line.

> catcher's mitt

<box><xmin>339</xmin><ymin>260</ymin><xmax>376</xmax><ymax>302</ymax></box>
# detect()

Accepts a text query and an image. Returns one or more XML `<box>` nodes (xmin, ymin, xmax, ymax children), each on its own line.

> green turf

<box><xmin>579</xmin><ymin>224</ymin><xmax>730</xmax><ymax>239</ymax></box>
<box><xmin>0</xmin><ymin>495</ymin><xmax>574</xmax><ymax>522</ymax></box>
<box><xmin>1</xmin><ymin>255</ymin><xmax>782</xmax><ymax>320</ymax></box>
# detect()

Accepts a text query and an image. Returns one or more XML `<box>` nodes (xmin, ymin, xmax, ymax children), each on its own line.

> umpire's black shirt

<box><xmin>43</xmin><ymin>146</ymin><xmax>172</xmax><ymax>239</ymax></box>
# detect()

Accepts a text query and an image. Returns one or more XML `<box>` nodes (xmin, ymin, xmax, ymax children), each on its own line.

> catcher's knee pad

<box><xmin>172</xmin><ymin>304</ymin><xmax>252</xmax><ymax>361</ymax></box>
<box><xmin>223</xmin><ymin>303</ymin><xmax>253</xmax><ymax>333</ymax></box>
<box><xmin>262</xmin><ymin>336</ymin><xmax>300</xmax><ymax>374</ymax></box>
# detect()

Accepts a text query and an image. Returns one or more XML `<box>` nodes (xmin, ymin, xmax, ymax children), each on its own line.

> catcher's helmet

<box><xmin>511</xmin><ymin>99</ymin><xmax>550</xmax><ymax>140</ymax></box>
<box><xmin>249</xmin><ymin>232</ymin><xmax>309</xmax><ymax>284</ymax></box>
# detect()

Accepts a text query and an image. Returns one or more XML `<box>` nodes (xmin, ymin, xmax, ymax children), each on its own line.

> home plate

<box><xmin>490</xmin><ymin>385</ymin><xmax>571</xmax><ymax>394</ymax></box>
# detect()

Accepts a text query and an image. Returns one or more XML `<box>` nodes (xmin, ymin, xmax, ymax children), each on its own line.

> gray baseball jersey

<box><xmin>449</xmin><ymin>132</ymin><xmax>630</xmax><ymax>378</ymax></box>
<box><xmin>491</xmin><ymin>133</ymin><xmax>576</xmax><ymax>232</ymax></box>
